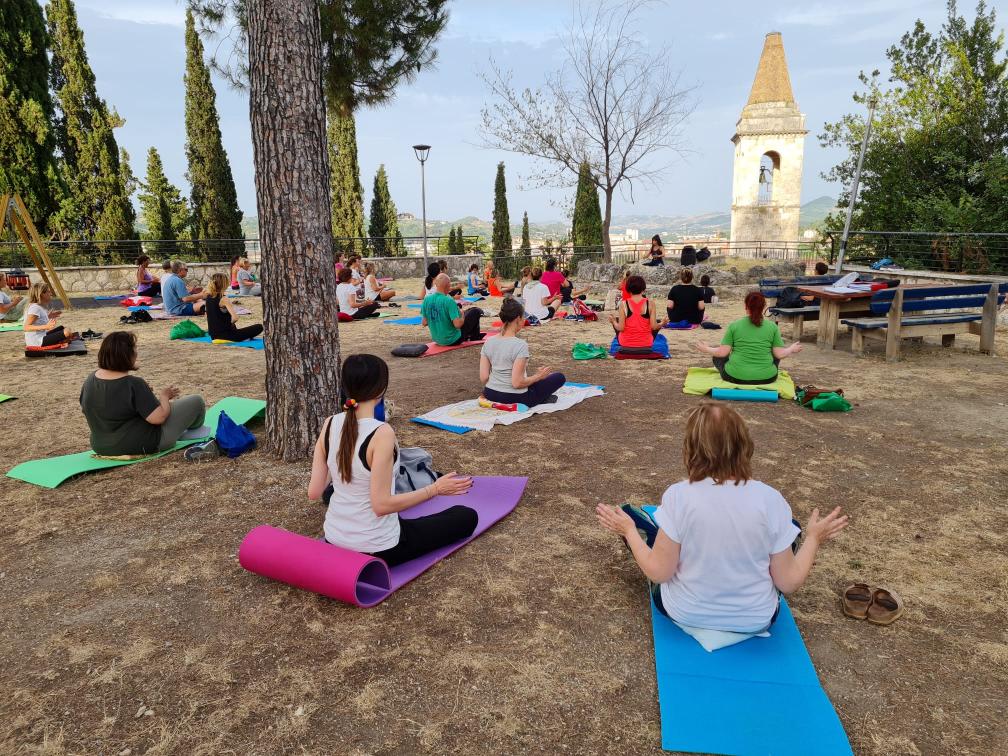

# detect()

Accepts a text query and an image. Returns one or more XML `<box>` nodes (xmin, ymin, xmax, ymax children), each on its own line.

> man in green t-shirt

<box><xmin>421</xmin><ymin>274</ymin><xmax>484</xmax><ymax>346</ymax></box>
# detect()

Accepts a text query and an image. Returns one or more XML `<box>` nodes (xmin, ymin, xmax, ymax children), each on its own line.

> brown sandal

<box><xmin>866</xmin><ymin>587</ymin><xmax>904</xmax><ymax>625</ymax></box>
<box><xmin>841</xmin><ymin>583</ymin><xmax>873</xmax><ymax>619</ymax></box>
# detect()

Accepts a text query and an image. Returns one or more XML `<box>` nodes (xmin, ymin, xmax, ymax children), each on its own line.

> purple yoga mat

<box><xmin>238</xmin><ymin>475</ymin><xmax>527</xmax><ymax>607</ymax></box>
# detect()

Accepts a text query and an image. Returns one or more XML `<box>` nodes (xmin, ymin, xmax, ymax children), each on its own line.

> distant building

<box><xmin>397</xmin><ymin>212</ymin><xmax>416</xmax><ymax>221</ymax></box>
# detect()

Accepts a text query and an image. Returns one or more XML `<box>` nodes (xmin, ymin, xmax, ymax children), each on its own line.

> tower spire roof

<box><xmin>745</xmin><ymin>32</ymin><xmax>796</xmax><ymax>106</ymax></box>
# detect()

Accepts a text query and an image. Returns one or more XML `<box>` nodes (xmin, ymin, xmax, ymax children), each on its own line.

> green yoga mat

<box><xmin>683</xmin><ymin>367</ymin><xmax>796</xmax><ymax>401</ymax></box>
<box><xmin>6</xmin><ymin>396</ymin><xmax>266</xmax><ymax>489</ymax></box>
<box><xmin>0</xmin><ymin>394</ymin><xmax>14</xmax><ymax>403</ymax></box>
<box><xmin>0</xmin><ymin>322</ymin><xmax>24</xmax><ymax>332</ymax></box>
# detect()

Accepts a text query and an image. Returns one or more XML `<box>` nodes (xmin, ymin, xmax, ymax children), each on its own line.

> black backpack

<box><xmin>775</xmin><ymin>286</ymin><xmax>806</xmax><ymax>309</ymax></box>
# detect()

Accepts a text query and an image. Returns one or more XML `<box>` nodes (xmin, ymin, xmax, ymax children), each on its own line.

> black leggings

<box><xmin>449</xmin><ymin>288</ymin><xmax>463</xmax><ymax>297</ymax></box>
<box><xmin>353</xmin><ymin>302</ymin><xmax>380</xmax><ymax>319</ymax></box>
<box><xmin>712</xmin><ymin>356</ymin><xmax>779</xmax><ymax>385</ymax></box>
<box><xmin>483</xmin><ymin>371</ymin><xmax>566</xmax><ymax>407</ymax></box>
<box><xmin>41</xmin><ymin>326</ymin><xmax>69</xmax><ymax>346</ymax></box>
<box><xmin>139</xmin><ymin>282</ymin><xmax>161</xmax><ymax>297</ymax></box>
<box><xmin>212</xmin><ymin>323</ymin><xmax>263</xmax><ymax>342</ymax></box>
<box><xmin>369</xmin><ymin>505</ymin><xmax>478</xmax><ymax>567</ymax></box>
<box><xmin>450</xmin><ymin>307</ymin><xmax>484</xmax><ymax>344</ymax></box>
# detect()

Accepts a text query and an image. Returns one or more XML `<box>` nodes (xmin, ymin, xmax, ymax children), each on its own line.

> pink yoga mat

<box><xmin>421</xmin><ymin>331</ymin><xmax>499</xmax><ymax>357</ymax></box>
<box><xmin>238</xmin><ymin>475</ymin><xmax>527</xmax><ymax>606</ymax></box>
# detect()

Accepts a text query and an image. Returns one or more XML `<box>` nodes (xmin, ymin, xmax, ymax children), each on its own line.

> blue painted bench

<box><xmin>761</xmin><ymin>275</ymin><xmax>848</xmax><ymax>339</ymax></box>
<box><xmin>841</xmin><ymin>283</ymin><xmax>1007</xmax><ymax>361</ymax></box>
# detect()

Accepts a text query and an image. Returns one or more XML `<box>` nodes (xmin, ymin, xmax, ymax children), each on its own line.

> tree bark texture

<box><xmin>248</xmin><ymin>0</ymin><xmax>341</xmax><ymax>460</ymax></box>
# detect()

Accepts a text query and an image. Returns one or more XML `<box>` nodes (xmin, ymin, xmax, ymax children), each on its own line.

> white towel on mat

<box><xmin>415</xmin><ymin>383</ymin><xmax>604</xmax><ymax>432</ymax></box>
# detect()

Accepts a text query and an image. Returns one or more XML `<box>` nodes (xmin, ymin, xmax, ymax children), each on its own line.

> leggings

<box><xmin>139</xmin><ymin>282</ymin><xmax>161</xmax><ymax>298</ymax></box>
<box><xmin>212</xmin><ymin>323</ymin><xmax>263</xmax><ymax>342</ymax></box>
<box><xmin>41</xmin><ymin>326</ymin><xmax>70</xmax><ymax>346</ymax></box>
<box><xmin>449</xmin><ymin>287</ymin><xmax>463</xmax><ymax>297</ymax></box>
<box><xmin>352</xmin><ymin>302</ymin><xmax>380</xmax><ymax>319</ymax></box>
<box><xmin>157</xmin><ymin>394</ymin><xmax>207</xmax><ymax>451</ymax></box>
<box><xmin>712</xmin><ymin>356</ymin><xmax>779</xmax><ymax>385</ymax></box>
<box><xmin>450</xmin><ymin>307</ymin><xmax>484</xmax><ymax>344</ymax></box>
<box><xmin>483</xmin><ymin>371</ymin><xmax>566</xmax><ymax>408</ymax></box>
<box><xmin>368</xmin><ymin>505</ymin><xmax>478</xmax><ymax>567</ymax></box>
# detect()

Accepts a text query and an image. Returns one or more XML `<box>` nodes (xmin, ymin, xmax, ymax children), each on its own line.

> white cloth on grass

<box><xmin>413</xmin><ymin>383</ymin><xmax>604</xmax><ymax>432</ymax></box>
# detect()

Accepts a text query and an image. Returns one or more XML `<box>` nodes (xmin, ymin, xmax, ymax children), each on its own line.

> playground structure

<box><xmin>1</xmin><ymin>193</ymin><xmax>70</xmax><ymax>308</ymax></box>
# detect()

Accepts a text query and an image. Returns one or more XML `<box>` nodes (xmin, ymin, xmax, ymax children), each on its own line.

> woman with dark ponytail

<box><xmin>421</xmin><ymin>262</ymin><xmax>441</xmax><ymax>299</ymax></box>
<box><xmin>308</xmin><ymin>354</ymin><xmax>478</xmax><ymax>565</ymax></box>
<box><xmin>693</xmin><ymin>291</ymin><xmax>802</xmax><ymax>384</ymax></box>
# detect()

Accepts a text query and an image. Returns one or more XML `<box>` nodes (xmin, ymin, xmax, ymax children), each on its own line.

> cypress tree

<box><xmin>0</xmin><ymin>0</ymin><xmax>61</xmax><ymax>232</ymax></box>
<box><xmin>571</xmin><ymin>160</ymin><xmax>603</xmax><ymax>261</ymax></box>
<box><xmin>326</xmin><ymin>107</ymin><xmax>365</xmax><ymax>245</ymax></box>
<box><xmin>368</xmin><ymin>164</ymin><xmax>403</xmax><ymax>256</ymax></box>
<box><xmin>520</xmin><ymin>212</ymin><xmax>531</xmax><ymax>253</ymax></box>
<box><xmin>491</xmin><ymin>162</ymin><xmax>512</xmax><ymax>253</ymax></box>
<box><xmin>138</xmin><ymin>147</ymin><xmax>189</xmax><ymax>242</ymax></box>
<box><xmin>47</xmin><ymin>0</ymin><xmax>135</xmax><ymax>240</ymax></box>
<box><xmin>456</xmin><ymin>225</ymin><xmax>465</xmax><ymax>254</ymax></box>
<box><xmin>184</xmin><ymin>8</ymin><xmax>242</xmax><ymax>242</ymax></box>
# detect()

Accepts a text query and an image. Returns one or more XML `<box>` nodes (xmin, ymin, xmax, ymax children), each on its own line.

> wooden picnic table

<box><xmin>795</xmin><ymin>285</ymin><xmax>877</xmax><ymax>349</ymax></box>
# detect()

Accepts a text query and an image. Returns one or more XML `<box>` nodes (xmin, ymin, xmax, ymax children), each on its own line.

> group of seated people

<box><xmin>641</xmin><ymin>235</ymin><xmax>713</xmax><ymax>269</ymax></box>
<box><xmin>158</xmin><ymin>260</ymin><xmax>264</xmax><ymax>342</ymax></box>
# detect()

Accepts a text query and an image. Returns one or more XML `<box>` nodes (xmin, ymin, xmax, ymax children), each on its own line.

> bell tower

<box><xmin>729</xmin><ymin>32</ymin><xmax>806</xmax><ymax>244</ymax></box>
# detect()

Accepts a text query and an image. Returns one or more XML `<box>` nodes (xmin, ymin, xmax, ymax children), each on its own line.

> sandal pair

<box><xmin>842</xmin><ymin>583</ymin><xmax>904</xmax><ymax>625</ymax></box>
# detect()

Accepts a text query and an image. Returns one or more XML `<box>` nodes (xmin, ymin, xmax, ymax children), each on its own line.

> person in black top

<box><xmin>698</xmin><ymin>274</ymin><xmax>717</xmax><ymax>304</ymax></box>
<box><xmin>666</xmin><ymin>268</ymin><xmax>706</xmax><ymax>325</ymax></box>
<box><xmin>205</xmin><ymin>273</ymin><xmax>264</xmax><ymax>342</ymax></box>
<box><xmin>642</xmin><ymin>235</ymin><xmax>665</xmax><ymax>266</ymax></box>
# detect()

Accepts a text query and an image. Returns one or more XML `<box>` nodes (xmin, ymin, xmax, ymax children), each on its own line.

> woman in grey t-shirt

<box><xmin>479</xmin><ymin>298</ymin><xmax>566</xmax><ymax>407</ymax></box>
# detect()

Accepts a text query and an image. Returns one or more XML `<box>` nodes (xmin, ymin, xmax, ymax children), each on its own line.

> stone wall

<box><xmin>14</xmin><ymin>253</ymin><xmax>481</xmax><ymax>293</ymax></box>
<box><xmin>575</xmin><ymin>259</ymin><xmax>804</xmax><ymax>288</ymax></box>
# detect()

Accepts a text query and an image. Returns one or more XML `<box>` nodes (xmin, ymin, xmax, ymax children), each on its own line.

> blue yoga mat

<box><xmin>642</xmin><ymin>508</ymin><xmax>851</xmax><ymax>755</ymax></box>
<box><xmin>382</xmin><ymin>316</ymin><xmax>423</xmax><ymax>326</ymax></box>
<box><xmin>184</xmin><ymin>335</ymin><xmax>265</xmax><ymax>350</ymax></box>
<box><xmin>406</xmin><ymin>303</ymin><xmax>422</xmax><ymax>309</ymax></box>
<box><xmin>712</xmin><ymin>387</ymin><xmax>779</xmax><ymax>403</ymax></box>
<box><xmin>94</xmin><ymin>294</ymin><xmax>127</xmax><ymax>301</ymax></box>
<box><xmin>410</xmin><ymin>417</ymin><xmax>473</xmax><ymax>435</ymax></box>
<box><xmin>609</xmin><ymin>332</ymin><xmax>670</xmax><ymax>358</ymax></box>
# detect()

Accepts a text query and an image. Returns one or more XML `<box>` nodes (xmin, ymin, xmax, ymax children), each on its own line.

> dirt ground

<box><xmin>1</xmin><ymin>278</ymin><xmax>1007</xmax><ymax>755</ymax></box>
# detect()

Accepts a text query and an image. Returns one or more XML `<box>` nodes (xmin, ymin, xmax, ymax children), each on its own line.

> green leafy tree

<box><xmin>138</xmin><ymin>147</ymin><xmax>190</xmax><ymax>242</ymax></box>
<box><xmin>47</xmin><ymin>0</ymin><xmax>136</xmax><ymax>240</ymax></box>
<box><xmin>184</xmin><ymin>8</ymin><xmax>243</xmax><ymax>242</ymax></box>
<box><xmin>491</xmin><ymin>162</ymin><xmax>512</xmax><ymax>253</ymax></box>
<box><xmin>821</xmin><ymin>1</ymin><xmax>1008</xmax><ymax>270</ymax></box>
<box><xmin>0</xmin><ymin>0</ymin><xmax>61</xmax><ymax>232</ymax></box>
<box><xmin>368</xmin><ymin>164</ymin><xmax>404</xmax><ymax>255</ymax></box>
<box><xmin>327</xmin><ymin>108</ymin><xmax>365</xmax><ymax>246</ymax></box>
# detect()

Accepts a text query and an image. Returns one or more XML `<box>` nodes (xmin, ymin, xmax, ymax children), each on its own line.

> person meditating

<box><xmin>229</xmin><ymin>255</ymin><xmax>241</xmax><ymax>291</ymax></box>
<box><xmin>363</xmin><ymin>263</ymin><xmax>396</xmax><ymax>302</ymax></box>
<box><xmin>421</xmin><ymin>273</ymin><xmax>483</xmax><ymax>344</ymax></box>
<box><xmin>307</xmin><ymin>354</ymin><xmax>478</xmax><ymax>565</ymax></box>
<box><xmin>236</xmin><ymin>258</ymin><xmax>262</xmax><ymax>296</ymax></box>
<box><xmin>480</xmin><ymin>298</ymin><xmax>566</xmax><ymax>408</ymax></box>
<box><xmin>596</xmin><ymin>401</ymin><xmax>848</xmax><ymax>633</ymax></box>
<box><xmin>693</xmin><ymin>291</ymin><xmax>802</xmax><ymax>384</ymax></box>
<box><xmin>521</xmin><ymin>267</ymin><xmax>562</xmax><ymax>321</ymax></box>
<box><xmin>642</xmin><ymin>234</ymin><xmax>666</xmax><ymax>267</ymax></box>
<box><xmin>609</xmin><ymin>275</ymin><xmax>666</xmax><ymax>350</ymax></box>
<box><xmin>558</xmin><ymin>268</ymin><xmax>590</xmax><ymax>308</ymax></box>
<box><xmin>484</xmin><ymin>261</ymin><xmax>515</xmax><ymax>297</ymax></box>
<box><xmin>79</xmin><ymin>331</ymin><xmax>209</xmax><ymax>456</ymax></box>
<box><xmin>666</xmin><ymin>268</ymin><xmax>706</xmax><ymax>325</ymax></box>
<box><xmin>0</xmin><ymin>271</ymin><xmax>27</xmax><ymax>322</ymax></box>
<box><xmin>336</xmin><ymin>267</ymin><xmax>379</xmax><ymax>319</ymax></box>
<box><xmin>205</xmin><ymin>274</ymin><xmax>263</xmax><ymax>342</ymax></box>
<box><xmin>24</xmin><ymin>282</ymin><xmax>79</xmax><ymax>347</ymax></box>
<box><xmin>539</xmin><ymin>258</ymin><xmax>566</xmax><ymax>298</ymax></box>
<box><xmin>698</xmin><ymin>274</ymin><xmax>717</xmax><ymax>305</ymax></box>
<box><xmin>135</xmin><ymin>255</ymin><xmax>161</xmax><ymax>298</ymax></box>
<box><xmin>466</xmin><ymin>264</ymin><xmax>490</xmax><ymax>297</ymax></box>
<box><xmin>162</xmin><ymin>260</ymin><xmax>206</xmax><ymax>316</ymax></box>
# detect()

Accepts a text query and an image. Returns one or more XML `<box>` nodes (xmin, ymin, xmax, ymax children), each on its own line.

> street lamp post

<box><xmin>412</xmin><ymin>144</ymin><xmax>431</xmax><ymax>272</ymax></box>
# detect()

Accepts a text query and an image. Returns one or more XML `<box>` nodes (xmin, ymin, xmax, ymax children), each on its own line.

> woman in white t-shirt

<box><xmin>336</xmin><ymin>267</ymin><xmax>379</xmax><ymax>319</ymax></box>
<box><xmin>521</xmin><ymin>267</ymin><xmax>562</xmax><ymax>321</ymax></box>
<box><xmin>23</xmin><ymin>282</ymin><xmax>79</xmax><ymax>348</ymax></box>
<box><xmin>307</xmin><ymin>354</ymin><xmax>477</xmax><ymax>565</ymax></box>
<box><xmin>596</xmin><ymin>401</ymin><xmax>848</xmax><ymax>633</ymax></box>
<box><xmin>362</xmin><ymin>263</ymin><xmax>397</xmax><ymax>302</ymax></box>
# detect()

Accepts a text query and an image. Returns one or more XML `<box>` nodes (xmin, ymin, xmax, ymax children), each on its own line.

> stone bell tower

<box><xmin>729</xmin><ymin>32</ymin><xmax>806</xmax><ymax>244</ymax></box>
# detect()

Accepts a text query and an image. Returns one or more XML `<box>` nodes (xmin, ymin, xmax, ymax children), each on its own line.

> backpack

<box><xmin>215</xmin><ymin>410</ymin><xmax>257</xmax><ymax>458</ymax></box>
<box><xmin>775</xmin><ymin>286</ymin><xmax>806</xmax><ymax>310</ymax></box>
<box><xmin>696</xmin><ymin>247</ymin><xmax>711</xmax><ymax>262</ymax></box>
<box><xmin>170</xmin><ymin>319</ymin><xmax>206</xmax><ymax>340</ymax></box>
<box><xmin>394</xmin><ymin>446</ymin><xmax>442</xmax><ymax>493</ymax></box>
<box><xmin>570</xmin><ymin>299</ymin><xmax>598</xmax><ymax>321</ymax></box>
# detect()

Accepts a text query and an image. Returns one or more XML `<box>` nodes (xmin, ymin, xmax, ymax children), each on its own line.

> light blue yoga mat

<box><xmin>184</xmin><ymin>335</ymin><xmax>265</xmax><ymax>350</ymax></box>
<box><xmin>93</xmin><ymin>294</ymin><xmax>127</xmax><ymax>301</ymax></box>
<box><xmin>643</xmin><ymin>505</ymin><xmax>852</xmax><ymax>756</ymax></box>
<box><xmin>382</xmin><ymin>316</ymin><xmax>423</xmax><ymax>326</ymax></box>
<box><xmin>406</xmin><ymin>303</ymin><xmax>422</xmax><ymax>309</ymax></box>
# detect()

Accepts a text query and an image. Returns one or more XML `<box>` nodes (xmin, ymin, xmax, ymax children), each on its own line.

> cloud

<box><xmin>79</xmin><ymin>1</ymin><xmax>185</xmax><ymax>27</ymax></box>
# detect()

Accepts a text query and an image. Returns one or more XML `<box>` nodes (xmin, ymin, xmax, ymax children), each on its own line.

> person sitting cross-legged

<box><xmin>162</xmin><ymin>260</ymin><xmax>206</xmax><ymax>316</ymax></box>
<box><xmin>0</xmin><ymin>271</ymin><xmax>27</xmax><ymax>322</ymax></box>
<box><xmin>363</xmin><ymin>263</ymin><xmax>396</xmax><ymax>302</ymax></box>
<box><xmin>480</xmin><ymin>297</ymin><xmax>566</xmax><ymax>408</ymax></box>
<box><xmin>466</xmin><ymin>264</ymin><xmax>490</xmax><ymax>297</ymax></box>
<box><xmin>23</xmin><ymin>282</ymin><xmax>79</xmax><ymax>347</ymax></box>
<box><xmin>666</xmin><ymin>268</ymin><xmax>706</xmax><ymax>325</ymax></box>
<box><xmin>421</xmin><ymin>273</ymin><xmax>483</xmax><ymax>345</ymax></box>
<box><xmin>336</xmin><ymin>267</ymin><xmax>380</xmax><ymax>319</ymax></box>
<box><xmin>521</xmin><ymin>267</ymin><xmax>562</xmax><ymax>321</ymax></box>
<box><xmin>205</xmin><ymin>274</ymin><xmax>264</xmax><ymax>342</ymax></box>
<box><xmin>609</xmin><ymin>275</ymin><xmax>666</xmax><ymax>350</ymax></box>
<box><xmin>236</xmin><ymin>258</ymin><xmax>262</xmax><ymax>296</ymax></box>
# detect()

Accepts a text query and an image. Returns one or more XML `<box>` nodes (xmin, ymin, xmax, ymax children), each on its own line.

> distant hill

<box><xmin>797</xmin><ymin>196</ymin><xmax>841</xmax><ymax>230</ymax></box>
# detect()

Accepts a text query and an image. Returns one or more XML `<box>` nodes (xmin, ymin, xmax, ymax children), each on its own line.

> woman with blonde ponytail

<box><xmin>308</xmin><ymin>354</ymin><xmax>478</xmax><ymax>565</ymax></box>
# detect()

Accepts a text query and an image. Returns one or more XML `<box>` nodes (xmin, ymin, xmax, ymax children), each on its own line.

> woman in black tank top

<box><xmin>204</xmin><ymin>273</ymin><xmax>263</xmax><ymax>342</ymax></box>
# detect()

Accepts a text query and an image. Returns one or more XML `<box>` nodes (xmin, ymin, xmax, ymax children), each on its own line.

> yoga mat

<box><xmin>0</xmin><ymin>394</ymin><xmax>14</xmax><ymax>403</ymax></box>
<box><xmin>6</xmin><ymin>396</ymin><xmax>266</xmax><ymax>489</ymax></box>
<box><xmin>382</xmin><ymin>316</ymin><xmax>423</xmax><ymax>326</ymax></box>
<box><xmin>406</xmin><ymin>303</ymin><xmax>422</xmax><ymax>309</ymax></box>
<box><xmin>127</xmin><ymin>304</ymin><xmax>164</xmax><ymax>312</ymax></box>
<box><xmin>421</xmin><ymin>331</ymin><xmax>498</xmax><ymax>357</ymax></box>
<box><xmin>239</xmin><ymin>475</ymin><xmax>527</xmax><ymax>606</ymax></box>
<box><xmin>712</xmin><ymin>387</ymin><xmax>779</xmax><ymax>403</ymax></box>
<box><xmin>609</xmin><ymin>333</ymin><xmax>670</xmax><ymax>358</ymax></box>
<box><xmin>644</xmin><ymin>543</ymin><xmax>851</xmax><ymax>753</ymax></box>
<box><xmin>683</xmin><ymin>367</ymin><xmax>796</xmax><ymax>401</ymax></box>
<box><xmin>93</xmin><ymin>294</ymin><xmax>127</xmax><ymax>300</ymax></box>
<box><xmin>183</xmin><ymin>335</ymin><xmax>265</xmax><ymax>350</ymax></box>
<box><xmin>25</xmin><ymin>339</ymin><xmax>88</xmax><ymax>357</ymax></box>
<box><xmin>0</xmin><ymin>323</ymin><xmax>24</xmax><ymax>332</ymax></box>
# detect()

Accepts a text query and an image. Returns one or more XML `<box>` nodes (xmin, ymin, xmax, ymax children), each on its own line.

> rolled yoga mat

<box><xmin>712</xmin><ymin>387</ymin><xmax>779</xmax><ymax>402</ymax></box>
<box><xmin>238</xmin><ymin>475</ymin><xmax>527</xmax><ymax>606</ymax></box>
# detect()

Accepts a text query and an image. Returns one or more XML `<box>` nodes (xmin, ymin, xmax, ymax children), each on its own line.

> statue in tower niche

<box><xmin>729</xmin><ymin>32</ymin><xmax>806</xmax><ymax>245</ymax></box>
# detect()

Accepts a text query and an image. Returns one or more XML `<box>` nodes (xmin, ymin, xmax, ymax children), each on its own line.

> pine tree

<box><xmin>0</xmin><ymin>0</ymin><xmax>62</xmax><ymax>232</ymax></box>
<box><xmin>368</xmin><ymin>164</ymin><xmax>404</xmax><ymax>255</ymax></box>
<box><xmin>570</xmin><ymin>159</ymin><xmax>604</xmax><ymax>264</ymax></box>
<box><xmin>491</xmin><ymin>162</ymin><xmax>512</xmax><ymax>253</ymax></box>
<box><xmin>47</xmin><ymin>0</ymin><xmax>135</xmax><ymax>240</ymax></box>
<box><xmin>456</xmin><ymin>225</ymin><xmax>466</xmax><ymax>254</ymax></box>
<box><xmin>138</xmin><ymin>147</ymin><xmax>190</xmax><ymax>243</ymax></box>
<box><xmin>326</xmin><ymin>107</ymin><xmax>365</xmax><ymax>245</ymax></box>
<box><xmin>184</xmin><ymin>8</ymin><xmax>242</xmax><ymax>243</ymax></box>
<box><xmin>520</xmin><ymin>212</ymin><xmax>531</xmax><ymax>253</ymax></box>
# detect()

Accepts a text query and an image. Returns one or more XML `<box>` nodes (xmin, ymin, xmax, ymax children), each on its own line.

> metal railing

<box><xmin>824</xmin><ymin>231</ymin><xmax>1008</xmax><ymax>276</ymax></box>
<box><xmin>0</xmin><ymin>238</ymin><xmax>256</xmax><ymax>269</ymax></box>
<box><xmin>333</xmin><ymin>235</ymin><xmax>482</xmax><ymax>257</ymax></box>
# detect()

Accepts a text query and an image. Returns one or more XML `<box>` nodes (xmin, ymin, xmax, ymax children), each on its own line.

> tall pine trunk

<box><xmin>248</xmin><ymin>0</ymin><xmax>342</xmax><ymax>460</ymax></box>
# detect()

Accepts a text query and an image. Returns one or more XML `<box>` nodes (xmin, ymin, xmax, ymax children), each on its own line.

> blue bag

<box><xmin>215</xmin><ymin>410</ymin><xmax>256</xmax><ymax>458</ymax></box>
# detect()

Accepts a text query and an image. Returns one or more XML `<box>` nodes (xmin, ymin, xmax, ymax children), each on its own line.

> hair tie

<box><xmin>343</xmin><ymin>398</ymin><xmax>358</xmax><ymax>411</ymax></box>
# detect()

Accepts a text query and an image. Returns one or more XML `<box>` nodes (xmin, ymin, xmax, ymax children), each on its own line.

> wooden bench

<box><xmin>760</xmin><ymin>276</ymin><xmax>846</xmax><ymax>339</ymax></box>
<box><xmin>841</xmin><ymin>283</ymin><xmax>1007</xmax><ymax>361</ymax></box>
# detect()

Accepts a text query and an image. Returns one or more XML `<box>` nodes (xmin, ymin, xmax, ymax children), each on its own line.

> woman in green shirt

<box><xmin>694</xmin><ymin>292</ymin><xmax>802</xmax><ymax>384</ymax></box>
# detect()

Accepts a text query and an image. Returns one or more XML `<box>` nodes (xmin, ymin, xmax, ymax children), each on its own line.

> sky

<box><xmin>71</xmin><ymin>0</ymin><xmax>957</xmax><ymax>224</ymax></box>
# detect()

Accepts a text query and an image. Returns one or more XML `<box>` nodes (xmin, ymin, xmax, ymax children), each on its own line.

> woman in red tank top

<box><xmin>609</xmin><ymin>275</ymin><xmax>666</xmax><ymax>348</ymax></box>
